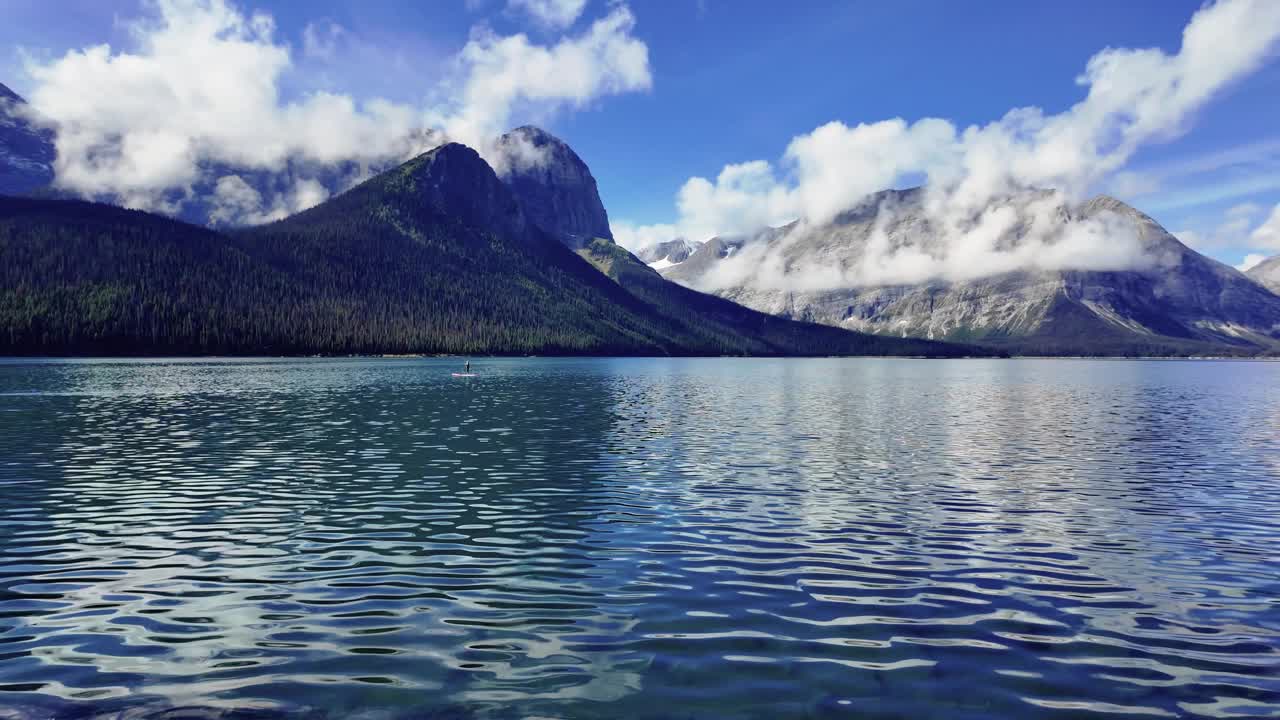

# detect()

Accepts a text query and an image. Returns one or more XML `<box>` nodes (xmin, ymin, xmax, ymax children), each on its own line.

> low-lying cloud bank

<box><xmin>625</xmin><ymin>0</ymin><xmax>1280</xmax><ymax>289</ymax></box>
<box><xmin>693</xmin><ymin>192</ymin><xmax>1168</xmax><ymax>292</ymax></box>
<box><xmin>18</xmin><ymin>0</ymin><xmax>651</xmax><ymax>223</ymax></box>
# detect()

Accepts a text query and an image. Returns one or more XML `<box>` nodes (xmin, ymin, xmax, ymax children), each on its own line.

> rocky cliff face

<box><xmin>1246</xmin><ymin>255</ymin><xmax>1280</xmax><ymax>295</ymax></box>
<box><xmin>662</xmin><ymin>191</ymin><xmax>1280</xmax><ymax>355</ymax></box>
<box><xmin>0</xmin><ymin>83</ymin><xmax>55</xmax><ymax>196</ymax></box>
<box><xmin>496</xmin><ymin>126</ymin><xmax>613</xmax><ymax>248</ymax></box>
<box><xmin>390</xmin><ymin>142</ymin><xmax>532</xmax><ymax>242</ymax></box>
<box><xmin>637</xmin><ymin>238</ymin><xmax>703</xmax><ymax>266</ymax></box>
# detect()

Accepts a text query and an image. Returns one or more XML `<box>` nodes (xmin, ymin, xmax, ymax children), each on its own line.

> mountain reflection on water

<box><xmin>0</xmin><ymin>357</ymin><xmax>1277</xmax><ymax>719</ymax></box>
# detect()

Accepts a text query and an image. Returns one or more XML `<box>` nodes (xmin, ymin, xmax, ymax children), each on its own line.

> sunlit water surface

<box><xmin>1</xmin><ymin>358</ymin><xmax>1278</xmax><ymax>719</ymax></box>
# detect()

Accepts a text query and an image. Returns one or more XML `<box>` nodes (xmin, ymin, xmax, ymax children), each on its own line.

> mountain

<box><xmin>495</xmin><ymin>126</ymin><xmax>613</xmax><ymax>248</ymax></box>
<box><xmin>662</xmin><ymin>190</ymin><xmax>1280</xmax><ymax>356</ymax></box>
<box><xmin>489</xmin><ymin>128</ymin><xmax>975</xmax><ymax>357</ymax></box>
<box><xmin>1246</xmin><ymin>254</ymin><xmax>1280</xmax><ymax>295</ymax></box>
<box><xmin>0</xmin><ymin>142</ymin><xmax>982</xmax><ymax>357</ymax></box>
<box><xmin>637</xmin><ymin>238</ymin><xmax>703</xmax><ymax>268</ymax></box>
<box><xmin>570</xmin><ymin>236</ymin><xmax>969</xmax><ymax>357</ymax></box>
<box><xmin>664</xmin><ymin>224</ymin><xmax>796</xmax><ymax>287</ymax></box>
<box><xmin>0</xmin><ymin>83</ymin><xmax>55</xmax><ymax>196</ymax></box>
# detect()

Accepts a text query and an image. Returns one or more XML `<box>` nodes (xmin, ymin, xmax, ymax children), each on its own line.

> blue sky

<box><xmin>4</xmin><ymin>0</ymin><xmax>1280</xmax><ymax>267</ymax></box>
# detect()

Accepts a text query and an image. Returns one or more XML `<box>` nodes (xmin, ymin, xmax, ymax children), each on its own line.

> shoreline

<box><xmin>0</xmin><ymin>354</ymin><xmax>1276</xmax><ymax>362</ymax></box>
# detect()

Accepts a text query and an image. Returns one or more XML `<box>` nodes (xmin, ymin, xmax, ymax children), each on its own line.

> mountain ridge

<box><xmin>11</xmin><ymin>104</ymin><xmax>1267</xmax><ymax>357</ymax></box>
<box><xmin>0</xmin><ymin>140</ymin><xmax>984</xmax><ymax>357</ymax></box>
<box><xmin>1246</xmin><ymin>254</ymin><xmax>1280</xmax><ymax>295</ymax></box>
<box><xmin>660</xmin><ymin>190</ymin><xmax>1280</xmax><ymax>356</ymax></box>
<box><xmin>638</xmin><ymin>238</ymin><xmax>703</xmax><ymax>267</ymax></box>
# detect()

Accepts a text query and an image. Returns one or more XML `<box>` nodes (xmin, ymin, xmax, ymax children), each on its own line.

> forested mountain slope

<box><xmin>0</xmin><ymin>144</ymin><xmax>983</xmax><ymax>357</ymax></box>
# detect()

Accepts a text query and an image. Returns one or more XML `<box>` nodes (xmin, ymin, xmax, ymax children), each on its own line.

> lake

<box><xmin>1</xmin><ymin>357</ymin><xmax>1278</xmax><ymax>719</ymax></box>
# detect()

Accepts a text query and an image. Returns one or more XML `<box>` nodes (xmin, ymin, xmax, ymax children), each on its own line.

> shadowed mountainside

<box><xmin>0</xmin><ymin>143</ymin><xmax>984</xmax><ymax>357</ymax></box>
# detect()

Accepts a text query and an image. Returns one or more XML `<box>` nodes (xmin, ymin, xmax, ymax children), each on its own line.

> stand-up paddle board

<box><xmin>452</xmin><ymin>373</ymin><xmax>477</xmax><ymax>377</ymax></box>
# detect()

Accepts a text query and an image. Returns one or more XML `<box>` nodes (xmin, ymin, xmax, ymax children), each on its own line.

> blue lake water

<box><xmin>0</xmin><ymin>357</ymin><xmax>1278</xmax><ymax>719</ymax></box>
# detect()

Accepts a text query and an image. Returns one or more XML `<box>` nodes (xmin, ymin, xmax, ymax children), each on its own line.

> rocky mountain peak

<box><xmin>1081</xmin><ymin>194</ymin><xmax>1138</xmax><ymax>214</ymax></box>
<box><xmin>638</xmin><ymin>238</ymin><xmax>702</xmax><ymax>265</ymax></box>
<box><xmin>496</xmin><ymin>125</ymin><xmax>613</xmax><ymax>248</ymax></box>
<box><xmin>0</xmin><ymin>81</ymin><xmax>56</xmax><ymax>196</ymax></box>
<box><xmin>1246</xmin><ymin>254</ymin><xmax>1280</xmax><ymax>295</ymax></box>
<box><xmin>832</xmin><ymin>187</ymin><xmax>925</xmax><ymax>225</ymax></box>
<box><xmin>505</xmin><ymin>125</ymin><xmax>559</xmax><ymax>145</ymax></box>
<box><xmin>659</xmin><ymin>184</ymin><xmax>1280</xmax><ymax>355</ymax></box>
<box><xmin>1079</xmin><ymin>194</ymin><xmax>1159</xmax><ymax>226</ymax></box>
<box><xmin>392</xmin><ymin>142</ymin><xmax>529</xmax><ymax>240</ymax></box>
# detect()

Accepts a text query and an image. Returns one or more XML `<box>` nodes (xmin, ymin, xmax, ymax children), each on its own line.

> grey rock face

<box><xmin>637</xmin><ymin>238</ymin><xmax>703</xmax><ymax>265</ymax></box>
<box><xmin>0</xmin><ymin>83</ymin><xmax>55</xmax><ymax>196</ymax></box>
<box><xmin>662</xmin><ymin>191</ymin><xmax>1280</xmax><ymax>354</ymax></box>
<box><xmin>664</xmin><ymin>223</ymin><xmax>796</xmax><ymax>285</ymax></box>
<box><xmin>496</xmin><ymin>126</ymin><xmax>613</xmax><ymax>248</ymax></box>
<box><xmin>1246</xmin><ymin>255</ymin><xmax>1280</xmax><ymax>295</ymax></box>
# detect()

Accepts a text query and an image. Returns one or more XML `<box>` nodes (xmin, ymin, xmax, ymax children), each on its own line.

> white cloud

<box><xmin>301</xmin><ymin>20</ymin><xmax>345</xmax><ymax>60</ymax></box>
<box><xmin>508</xmin><ymin>0</ymin><xmax>588</xmax><ymax>29</ymax></box>
<box><xmin>632</xmin><ymin>0</ymin><xmax>1280</xmax><ymax>288</ymax></box>
<box><xmin>1237</xmin><ymin>252</ymin><xmax>1269</xmax><ymax>271</ymax></box>
<box><xmin>207</xmin><ymin>175</ymin><xmax>264</xmax><ymax>225</ymax></box>
<box><xmin>434</xmin><ymin>4</ymin><xmax>650</xmax><ymax>172</ymax></box>
<box><xmin>1252</xmin><ymin>203</ymin><xmax>1280</xmax><ymax>250</ymax></box>
<box><xmin>20</xmin><ymin>0</ymin><xmax>651</xmax><ymax>217</ymax></box>
<box><xmin>672</xmin><ymin>160</ymin><xmax>796</xmax><ymax>241</ymax></box>
<box><xmin>207</xmin><ymin>174</ymin><xmax>331</xmax><ymax>225</ymax></box>
<box><xmin>692</xmin><ymin>191</ymin><xmax>1160</xmax><ymax>292</ymax></box>
<box><xmin>1107</xmin><ymin>136</ymin><xmax>1280</xmax><ymax>205</ymax></box>
<box><xmin>612</xmin><ymin>219</ymin><xmax>678</xmax><ymax>251</ymax></box>
<box><xmin>1140</xmin><ymin>175</ymin><xmax>1280</xmax><ymax>214</ymax></box>
<box><xmin>1175</xmin><ymin>202</ymin><xmax>1263</xmax><ymax>250</ymax></box>
<box><xmin>1175</xmin><ymin>201</ymin><xmax>1280</xmax><ymax>267</ymax></box>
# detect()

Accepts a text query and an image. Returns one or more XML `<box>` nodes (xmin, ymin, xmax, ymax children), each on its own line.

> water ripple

<box><xmin>0</xmin><ymin>357</ymin><xmax>1278</xmax><ymax>719</ymax></box>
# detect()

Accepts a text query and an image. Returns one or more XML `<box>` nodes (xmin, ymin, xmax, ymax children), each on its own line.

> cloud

<box><xmin>612</xmin><ymin>219</ymin><xmax>679</xmax><ymax>252</ymax></box>
<box><xmin>300</xmin><ymin>20</ymin><xmax>345</xmax><ymax>60</ymax></box>
<box><xmin>208</xmin><ymin>173</ymin><xmax>330</xmax><ymax>225</ymax></box>
<box><xmin>434</xmin><ymin>4</ymin><xmax>650</xmax><ymax>173</ymax></box>
<box><xmin>20</xmin><ymin>0</ymin><xmax>651</xmax><ymax>220</ymax></box>
<box><xmin>508</xmin><ymin>0</ymin><xmax>588</xmax><ymax>29</ymax></box>
<box><xmin>670</xmin><ymin>160</ymin><xmax>796</xmax><ymax>242</ymax></box>
<box><xmin>1237</xmin><ymin>253</ymin><xmax>1269</xmax><ymax>271</ymax></box>
<box><xmin>1138</xmin><ymin>174</ymin><xmax>1280</xmax><ymax>214</ymax></box>
<box><xmin>1107</xmin><ymin>136</ymin><xmax>1280</xmax><ymax>207</ymax></box>
<box><xmin>635</xmin><ymin>0</ymin><xmax>1280</xmax><ymax>288</ymax></box>
<box><xmin>1175</xmin><ymin>202</ymin><xmax>1263</xmax><ymax>250</ymax></box>
<box><xmin>1252</xmin><ymin>203</ymin><xmax>1280</xmax><ymax>250</ymax></box>
<box><xmin>692</xmin><ymin>191</ymin><xmax>1162</xmax><ymax>291</ymax></box>
<box><xmin>1175</xmin><ymin>201</ymin><xmax>1280</xmax><ymax>270</ymax></box>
